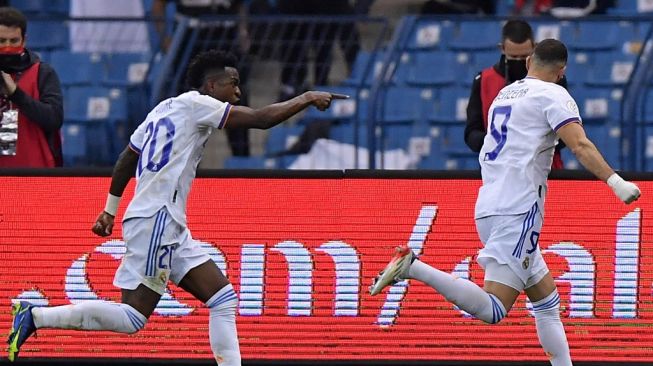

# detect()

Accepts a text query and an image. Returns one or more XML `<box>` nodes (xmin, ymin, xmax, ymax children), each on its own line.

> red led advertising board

<box><xmin>0</xmin><ymin>176</ymin><xmax>651</xmax><ymax>362</ymax></box>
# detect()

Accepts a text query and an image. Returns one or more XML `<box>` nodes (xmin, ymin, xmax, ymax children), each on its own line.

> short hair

<box><xmin>185</xmin><ymin>50</ymin><xmax>238</xmax><ymax>90</ymax></box>
<box><xmin>501</xmin><ymin>19</ymin><xmax>533</xmax><ymax>44</ymax></box>
<box><xmin>0</xmin><ymin>7</ymin><xmax>27</xmax><ymax>38</ymax></box>
<box><xmin>532</xmin><ymin>39</ymin><xmax>568</xmax><ymax>67</ymax></box>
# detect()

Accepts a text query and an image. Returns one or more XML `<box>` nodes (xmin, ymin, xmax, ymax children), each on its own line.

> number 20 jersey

<box><xmin>475</xmin><ymin>77</ymin><xmax>581</xmax><ymax>219</ymax></box>
<box><xmin>124</xmin><ymin>91</ymin><xmax>231</xmax><ymax>226</ymax></box>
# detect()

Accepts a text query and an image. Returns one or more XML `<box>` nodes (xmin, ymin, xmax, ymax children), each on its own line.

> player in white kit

<box><xmin>370</xmin><ymin>39</ymin><xmax>641</xmax><ymax>366</ymax></box>
<box><xmin>8</xmin><ymin>50</ymin><xmax>344</xmax><ymax>365</ymax></box>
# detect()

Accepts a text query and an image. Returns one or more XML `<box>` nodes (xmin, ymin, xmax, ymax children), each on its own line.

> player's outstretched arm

<box><xmin>557</xmin><ymin>122</ymin><xmax>640</xmax><ymax>204</ymax></box>
<box><xmin>92</xmin><ymin>146</ymin><xmax>140</xmax><ymax>237</ymax></box>
<box><xmin>226</xmin><ymin>91</ymin><xmax>347</xmax><ymax>130</ymax></box>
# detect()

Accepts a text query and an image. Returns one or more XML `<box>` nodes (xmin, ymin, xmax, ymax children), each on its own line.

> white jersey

<box><xmin>475</xmin><ymin>77</ymin><xmax>581</xmax><ymax>219</ymax></box>
<box><xmin>124</xmin><ymin>91</ymin><xmax>231</xmax><ymax>225</ymax></box>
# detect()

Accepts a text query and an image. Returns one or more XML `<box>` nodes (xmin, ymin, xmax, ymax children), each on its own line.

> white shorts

<box><xmin>475</xmin><ymin>203</ymin><xmax>549</xmax><ymax>292</ymax></box>
<box><xmin>114</xmin><ymin>207</ymin><xmax>212</xmax><ymax>295</ymax></box>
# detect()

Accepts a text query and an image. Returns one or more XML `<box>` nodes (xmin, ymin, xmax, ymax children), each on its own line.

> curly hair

<box><xmin>185</xmin><ymin>50</ymin><xmax>238</xmax><ymax>90</ymax></box>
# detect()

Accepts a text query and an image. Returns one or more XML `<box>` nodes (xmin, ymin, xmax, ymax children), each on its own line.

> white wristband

<box><xmin>104</xmin><ymin>194</ymin><xmax>120</xmax><ymax>216</ymax></box>
<box><xmin>607</xmin><ymin>173</ymin><xmax>624</xmax><ymax>189</ymax></box>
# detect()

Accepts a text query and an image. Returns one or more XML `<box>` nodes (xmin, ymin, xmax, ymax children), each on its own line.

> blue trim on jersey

<box><xmin>208</xmin><ymin>288</ymin><xmax>238</xmax><ymax>308</ymax></box>
<box><xmin>128</xmin><ymin>141</ymin><xmax>142</xmax><ymax>154</ymax></box>
<box><xmin>218</xmin><ymin>104</ymin><xmax>232</xmax><ymax>129</ymax></box>
<box><xmin>512</xmin><ymin>203</ymin><xmax>539</xmax><ymax>258</ymax></box>
<box><xmin>533</xmin><ymin>293</ymin><xmax>560</xmax><ymax>312</ymax></box>
<box><xmin>553</xmin><ymin>117</ymin><xmax>581</xmax><ymax>132</ymax></box>
<box><xmin>151</xmin><ymin>211</ymin><xmax>168</xmax><ymax>277</ymax></box>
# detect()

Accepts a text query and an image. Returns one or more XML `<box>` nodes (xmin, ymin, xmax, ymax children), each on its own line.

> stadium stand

<box><xmin>16</xmin><ymin>0</ymin><xmax>653</xmax><ymax>170</ymax></box>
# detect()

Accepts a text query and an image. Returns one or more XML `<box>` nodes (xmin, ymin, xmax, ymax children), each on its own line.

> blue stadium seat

<box><xmin>563</xmin><ymin>54</ymin><xmax>591</xmax><ymax>87</ymax></box>
<box><xmin>14</xmin><ymin>0</ymin><xmax>69</xmax><ymax>15</ymax></box>
<box><xmin>342</xmin><ymin>51</ymin><xmax>385</xmax><ymax>87</ymax></box>
<box><xmin>564</xmin><ymin>22</ymin><xmax>628</xmax><ymax>51</ymax></box>
<box><xmin>448</xmin><ymin>21</ymin><xmax>502</xmax><ymax>51</ymax></box>
<box><xmin>50</xmin><ymin>51</ymin><xmax>105</xmax><ymax>86</ymax></box>
<box><xmin>103</xmin><ymin>52</ymin><xmax>152</xmax><ymax>87</ymax></box>
<box><xmin>407</xmin><ymin>19</ymin><xmax>453</xmax><ymax>50</ymax></box>
<box><xmin>585</xmin><ymin>53</ymin><xmax>636</xmax><ymax>88</ymax></box>
<box><xmin>429</xmin><ymin>86</ymin><xmax>469</xmax><ymax>125</ymax></box>
<box><xmin>406</xmin><ymin>51</ymin><xmax>459</xmax><ymax>86</ymax></box>
<box><xmin>64</xmin><ymin>86</ymin><xmax>128</xmax><ymax>164</ymax></box>
<box><xmin>381</xmin><ymin>124</ymin><xmax>413</xmax><ymax>150</ymax></box>
<box><xmin>573</xmin><ymin>87</ymin><xmax>615</xmax><ymax>124</ymax></box>
<box><xmin>223</xmin><ymin>156</ymin><xmax>276</xmax><ymax>169</ymax></box>
<box><xmin>28</xmin><ymin>21</ymin><xmax>68</xmax><ymax>50</ymax></box>
<box><xmin>381</xmin><ymin>86</ymin><xmax>427</xmax><ymax>124</ymax></box>
<box><xmin>62</xmin><ymin>123</ymin><xmax>87</xmax><ymax>166</ymax></box>
<box><xmin>265</xmin><ymin>125</ymin><xmax>305</xmax><ymax>156</ymax></box>
<box><xmin>608</xmin><ymin>0</ymin><xmax>653</xmax><ymax>15</ymax></box>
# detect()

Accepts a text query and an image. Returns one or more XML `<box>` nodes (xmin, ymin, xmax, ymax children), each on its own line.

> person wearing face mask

<box><xmin>465</xmin><ymin>19</ymin><xmax>567</xmax><ymax>169</ymax></box>
<box><xmin>0</xmin><ymin>7</ymin><xmax>63</xmax><ymax>168</ymax></box>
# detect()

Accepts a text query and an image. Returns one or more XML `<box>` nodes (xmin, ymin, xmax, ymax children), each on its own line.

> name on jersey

<box><xmin>495</xmin><ymin>87</ymin><xmax>529</xmax><ymax>101</ymax></box>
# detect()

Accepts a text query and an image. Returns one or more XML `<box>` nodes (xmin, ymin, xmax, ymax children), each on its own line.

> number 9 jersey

<box><xmin>124</xmin><ymin>91</ymin><xmax>232</xmax><ymax>226</ymax></box>
<box><xmin>475</xmin><ymin>77</ymin><xmax>582</xmax><ymax>219</ymax></box>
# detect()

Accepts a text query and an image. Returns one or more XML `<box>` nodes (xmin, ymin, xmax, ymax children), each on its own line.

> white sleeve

<box><xmin>128</xmin><ymin>120</ymin><xmax>149</xmax><ymax>154</ymax></box>
<box><xmin>544</xmin><ymin>88</ymin><xmax>582</xmax><ymax>132</ymax></box>
<box><xmin>191</xmin><ymin>94</ymin><xmax>232</xmax><ymax>129</ymax></box>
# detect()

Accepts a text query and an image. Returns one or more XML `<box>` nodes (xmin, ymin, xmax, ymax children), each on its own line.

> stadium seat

<box><xmin>62</xmin><ymin>123</ymin><xmax>87</xmax><ymax>166</ymax></box>
<box><xmin>103</xmin><ymin>52</ymin><xmax>152</xmax><ymax>87</ymax></box>
<box><xmin>574</xmin><ymin>87</ymin><xmax>614</xmax><ymax>124</ymax></box>
<box><xmin>608</xmin><ymin>0</ymin><xmax>653</xmax><ymax>15</ymax></box>
<box><xmin>448</xmin><ymin>21</ymin><xmax>502</xmax><ymax>51</ymax></box>
<box><xmin>264</xmin><ymin>125</ymin><xmax>305</xmax><ymax>156</ymax></box>
<box><xmin>564</xmin><ymin>22</ymin><xmax>625</xmax><ymax>51</ymax></box>
<box><xmin>50</xmin><ymin>51</ymin><xmax>105</xmax><ymax>86</ymax></box>
<box><xmin>428</xmin><ymin>86</ymin><xmax>469</xmax><ymax>125</ymax></box>
<box><xmin>223</xmin><ymin>156</ymin><xmax>276</xmax><ymax>169</ymax></box>
<box><xmin>405</xmin><ymin>51</ymin><xmax>460</xmax><ymax>86</ymax></box>
<box><xmin>64</xmin><ymin>86</ymin><xmax>128</xmax><ymax>164</ymax></box>
<box><xmin>380</xmin><ymin>86</ymin><xmax>427</xmax><ymax>124</ymax></box>
<box><xmin>329</xmin><ymin>123</ymin><xmax>369</xmax><ymax>148</ymax></box>
<box><xmin>407</xmin><ymin>19</ymin><xmax>453</xmax><ymax>50</ymax></box>
<box><xmin>14</xmin><ymin>0</ymin><xmax>69</xmax><ymax>15</ymax></box>
<box><xmin>28</xmin><ymin>21</ymin><xmax>69</xmax><ymax>50</ymax></box>
<box><xmin>381</xmin><ymin>124</ymin><xmax>413</xmax><ymax>150</ymax></box>
<box><xmin>585</xmin><ymin>53</ymin><xmax>636</xmax><ymax>88</ymax></box>
<box><xmin>563</xmin><ymin>53</ymin><xmax>591</xmax><ymax>87</ymax></box>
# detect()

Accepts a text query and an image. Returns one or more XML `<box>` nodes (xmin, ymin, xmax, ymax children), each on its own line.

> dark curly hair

<box><xmin>0</xmin><ymin>7</ymin><xmax>27</xmax><ymax>38</ymax></box>
<box><xmin>185</xmin><ymin>50</ymin><xmax>238</xmax><ymax>90</ymax></box>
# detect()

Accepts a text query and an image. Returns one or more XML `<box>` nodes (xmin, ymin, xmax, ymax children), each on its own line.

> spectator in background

<box><xmin>465</xmin><ymin>19</ymin><xmax>566</xmax><ymax>169</ymax></box>
<box><xmin>0</xmin><ymin>7</ymin><xmax>63</xmax><ymax>167</ymax></box>
<box><xmin>152</xmin><ymin>0</ymin><xmax>251</xmax><ymax>156</ymax></box>
<box><xmin>276</xmin><ymin>0</ymin><xmax>369</xmax><ymax>100</ymax></box>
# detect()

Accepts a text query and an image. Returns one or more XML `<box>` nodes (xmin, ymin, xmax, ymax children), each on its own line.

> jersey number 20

<box><xmin>138</xmin><ymin>117</ymin><xmax>176</xmax><ymax>175</ymax></box>
<box><xmin>484</xmin><ymin>105</ymin><xmax>511</xmax><ymax>161</ymax></box>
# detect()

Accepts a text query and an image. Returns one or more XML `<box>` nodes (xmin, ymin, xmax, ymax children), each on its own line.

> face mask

<box><xmin>505</xmin><ymin>58</ymin><xmax>528</xmax><ymax>83</ymax></box>
<box><xmin>0</xmin><ymin>46</ymin><xmax>25</xmax><ymax>72</ymax></box>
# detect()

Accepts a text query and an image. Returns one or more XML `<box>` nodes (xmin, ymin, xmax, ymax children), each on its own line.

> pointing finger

<box><xmin>330</xmin><ymin>93</ymin><xmax>350</xmax><ymax>100</ymax></box>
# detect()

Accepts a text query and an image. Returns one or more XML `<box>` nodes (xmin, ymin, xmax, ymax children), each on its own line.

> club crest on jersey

<box><xmin>522</xmin><ymin>257</ymin><xmax>530</xmax><ymax>270</ymax></box>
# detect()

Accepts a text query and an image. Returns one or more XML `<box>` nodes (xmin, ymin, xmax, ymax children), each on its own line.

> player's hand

<box><xmin>607</xmin><ymin>173</ymin><xmax>641</xmax><ymax>204</ymax></box>
<box><xmin>306</xmin><ymin>91</ymin><xmax>349</xmax><ymax>111</ymax></box>
<box><xmin>92</xmin><ymin>211</ymin><xmax>115</xmax><ymax>237</ymax></box>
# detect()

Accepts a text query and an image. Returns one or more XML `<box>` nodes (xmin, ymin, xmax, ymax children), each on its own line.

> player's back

<box><xmin>476</xmin><ymin>77</ymin><xmax>581</xmax><ymax>218</ymax></box>
<box><xmin>124</xmin><ymin>91</ymin><xmax>231</xmax><ymax>225</ymax></box>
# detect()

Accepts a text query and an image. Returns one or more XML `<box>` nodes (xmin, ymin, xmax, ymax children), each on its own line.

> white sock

<box><xmin>32</xmin><ymin>301</ymin><xmax>146</xmax><ymax>334</ymax></box>
<box><xmin>532</xmin><ymin>290</ymin><xmax>572</xmax><ymax>366</ymax></box>
<box><xmin>207</xmin><ymin>284</ymin><xmax>241</xmax><ymax>366</ymax></box>
<box><xmin>408</xmin><ymin>260</ymin><xmax>506</xmax><ymax>323</ymax></box>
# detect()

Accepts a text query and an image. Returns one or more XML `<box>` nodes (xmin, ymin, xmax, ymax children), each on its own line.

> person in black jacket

<box><xmin>0</xmin><ymin>7</ymin><xmax>63</xmax><ymax>167</ymax></box>
<box><xmin>465</xmin><ymin>19</ymin><xmax>567</xmax><ymax>169</ymax></box>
